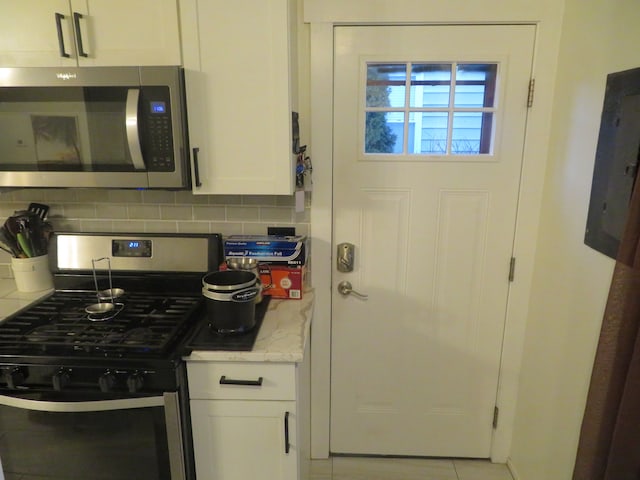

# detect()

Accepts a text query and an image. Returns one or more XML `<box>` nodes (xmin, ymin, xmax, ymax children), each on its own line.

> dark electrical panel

<box><xmin>585</xmin><ymin>67</ymin><xmax>640</xmax><ymax>259</ymax></box>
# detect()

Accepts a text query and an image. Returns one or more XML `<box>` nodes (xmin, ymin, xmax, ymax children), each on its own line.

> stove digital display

<box><xmin>112</xmin><ymin>239</ymin><xmax>152</xmax><ymax>257</ymax></box>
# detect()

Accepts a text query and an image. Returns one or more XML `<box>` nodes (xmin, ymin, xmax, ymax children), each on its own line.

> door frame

<box><xmin>307</xmin><ymin>5</ymin><xmax>565</xmax><ymax>463</ymax></box>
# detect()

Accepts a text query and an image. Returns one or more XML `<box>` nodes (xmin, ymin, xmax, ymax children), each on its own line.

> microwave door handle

<box><xmin>126</xmin><ymin>88</ymin><xmax>146</xmax><ymax>170</ymax></box>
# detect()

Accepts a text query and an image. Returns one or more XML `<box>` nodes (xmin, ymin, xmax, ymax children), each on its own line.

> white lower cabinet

<box><xmin>190</xmin><ymin>400</ymin><xmax>297</xmax><ymax>480</ymax></box>
<box><xmin>187</xmin><ymin>358</ymin><xmax>309</xmax><ymax>480</ymax></box>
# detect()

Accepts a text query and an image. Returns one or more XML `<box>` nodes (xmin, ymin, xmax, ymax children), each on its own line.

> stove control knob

<box><xmin>126</xmin><ymin>372</ymin><xmax>145</xmax><ymax>393</ymax></box>
<box><xmin>98</xmin><ymin>372</ymin><xmax>116</xmax><ymax>393</ymax></box>
<box><xmin>52</xmin><ymin>369</ymin><xmax>71</xmax><ymax>391</ymax></box>
<box><xmin>4</xmin><ymin>367</ymin><xmax>27</xmax><ymax>389</ymax></box>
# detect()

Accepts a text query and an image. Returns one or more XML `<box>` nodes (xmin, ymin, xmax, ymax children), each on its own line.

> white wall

<box><xmin>508</xmin><ymin>1</ymin><xmax>640</xmax><ymax>479</ymax></box>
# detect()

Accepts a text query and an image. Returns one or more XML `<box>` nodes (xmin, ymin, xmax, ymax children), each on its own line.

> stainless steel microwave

<box><xmin>0</xmin><ymin>66</ymin><xmax>190</xmax><ymax>189</ymax></box>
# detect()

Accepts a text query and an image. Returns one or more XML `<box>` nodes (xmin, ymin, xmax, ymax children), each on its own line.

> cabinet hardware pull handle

<box><xmin>284</xmin><ymin>411</ymin><xmax>290</xmax><ymax>454</ymax></box>
<box><xmin>73</xmin><ymin>12</ymin><xmax>89</xmax><ymax>57</ymax></box>
<box><xmin>192</xmin><ymin>147</ymin><xmax>202</xmax><ymax>187</ymax></box>
<box><xmin>219</xmin><ymin>376</ymin><xmax>263</xmax><ymax>386</ymax></box>
<box><xmin>55</xmin><ymin>13</ymin><xmax>71</xmax><ymax>58</ymax></box>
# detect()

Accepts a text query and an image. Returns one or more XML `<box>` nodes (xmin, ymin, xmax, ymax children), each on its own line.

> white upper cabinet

<box><xmin>0</xmin><ymin>0</ymin><xmax>181</xmax><ymax>67</ymax></box>
<box><xmin>180</xmin><ymin>0</ymin><xmax>297</xmax><ymax>195</ymax></box>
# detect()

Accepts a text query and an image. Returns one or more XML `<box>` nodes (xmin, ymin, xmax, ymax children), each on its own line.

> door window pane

<box><xmin>452</xmin><ymin>112</ymin><xmax>494</xmax><ymax>154</ymax></box>
<box><xmin>365</xmin><ymin>111</ymin><xmax>403</xmax><ymax>154</ymax></box>
<box><xmin>366</xmin><ymin>64</ymin><xmax>406</xmax><ymax>108</ymax></box>
<box><xmin>454</xmin><ymin>64</ymin><xmax>497</xmax><ymax>108</ymax></box>
<box><xmin>409</xmin><ymin>112</ymin><xmax>448</xmax><ymax>154</ymax></box>
<box><xmin>410</xmin><ymin>64</ymin><xmax>451</xmax><ymax>108</ymax></box>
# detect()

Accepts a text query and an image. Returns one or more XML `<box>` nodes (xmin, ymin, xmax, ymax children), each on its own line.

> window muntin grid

<box><xmin>364</xmin><ymin>63</ymin><xmax>498</xmax><ymax>156</ymax></box>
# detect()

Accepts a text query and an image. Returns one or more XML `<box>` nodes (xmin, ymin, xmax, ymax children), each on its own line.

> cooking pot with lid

<box><xmin>225</xmin><ymin>257</ymin><xmax>270</xmax><ymax>303</ymax></box>
<box><xmin>202</xmin><ymin>270</ymin><xmax>260</xmax><ymax>334</ymax></box>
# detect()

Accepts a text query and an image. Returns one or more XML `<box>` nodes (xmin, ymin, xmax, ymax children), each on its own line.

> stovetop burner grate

<box><xmin>0</xmin><ymin>290</ymin><xmax>204</xmax><ymax>357</ymax></box>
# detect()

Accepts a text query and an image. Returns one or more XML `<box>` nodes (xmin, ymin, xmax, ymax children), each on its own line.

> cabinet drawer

<box><xmin>187</xmin><ymin>362</ymin><xmax>296</xmax><ymax>400</ymax></box>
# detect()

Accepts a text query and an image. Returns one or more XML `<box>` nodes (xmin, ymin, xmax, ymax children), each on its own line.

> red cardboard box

<box><xmin>260</xmin><ymin>265</ymin><xmax>305</xmax><ymax>300</ymax></box>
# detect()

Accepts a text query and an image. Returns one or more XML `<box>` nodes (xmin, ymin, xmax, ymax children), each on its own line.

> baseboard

<box><xmin>507</xmin><ymin>458</ymin><xmax>520</xmax><ymax>480</ymax></box>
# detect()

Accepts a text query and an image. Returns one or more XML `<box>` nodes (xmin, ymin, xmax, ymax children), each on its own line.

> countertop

<box><xmin>0</xmin><ymin>279</ymin><xmax>314</xmax><ymax>364</ymax></box>
<box><xmin>0</xmin><ymin>278</ymin><xmax>54</xmax><ymax>322</ymax></box>
<box><xmin>185</xmin><ymin>289</ymin><xmax>314</xmax><ymax>364</ymax></box>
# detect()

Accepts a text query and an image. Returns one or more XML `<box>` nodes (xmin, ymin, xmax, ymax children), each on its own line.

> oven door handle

<box><xmin>125</xmin><ymin>88</ymin><xmax>147</xmax><ymax>171</ymax></box>
<box><xmin>0</xmin><ymin>394</ymin><xmax>164</xmax><ymax>412</ymax></box>
<box><xmin>164</xmin><ymin>391</ymin><xmax>187</xmax><ymax>480</ymax></box>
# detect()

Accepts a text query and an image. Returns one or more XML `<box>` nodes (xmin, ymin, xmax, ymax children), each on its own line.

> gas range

<box><xmin>0</xmin><ymin>232</ymin><xmax>256</xmax><ymax>479</ymax></box>
<box><xmin>0</xmin><ymin>232</ymin><xmax>222</xmax><ymax>395</ymax></box>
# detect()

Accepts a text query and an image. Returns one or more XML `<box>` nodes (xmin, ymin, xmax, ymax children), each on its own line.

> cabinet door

<box><xmin>0</xmin><ymin>0</ymin><xmax>77</xmax><ymax>67</ymax></box>
<box><xmin>72</xmin><ymin>0</ymin><xmax>181</xmax><ymax>66</ymax></box>
<box><xmin>180</xmin><ymin>0</ymin><xmax>295</xmax><ymax>195</ymax></box>
<box><xmin>190</xmin><ymin>400</ymin><xmax>298</xmax><ymax>480</ymax></box>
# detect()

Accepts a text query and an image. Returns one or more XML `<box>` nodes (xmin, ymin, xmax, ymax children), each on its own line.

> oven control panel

<box><xmin>0</xmin><ymin>365</ymin><xmax>175</xmax><ymax>394</ymax></box>
<box><xmin>52</xmin><ymin>233</ymin><xmax>221</xmax><ymax>273</ymax></box>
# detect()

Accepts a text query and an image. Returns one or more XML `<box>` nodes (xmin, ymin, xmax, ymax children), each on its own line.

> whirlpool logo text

<box><xmin>56</xmin><ymin>72</ymin><xmax>77</xmax><ymax>80</ymax></box>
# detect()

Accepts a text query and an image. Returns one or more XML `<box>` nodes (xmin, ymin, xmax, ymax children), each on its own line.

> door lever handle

<box><xmin>337</xmin><ymin>281</ymin><xmax>368</xmax><ymax>299</ymax></box>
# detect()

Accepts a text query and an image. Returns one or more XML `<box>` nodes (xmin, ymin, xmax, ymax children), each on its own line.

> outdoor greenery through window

<box><xmin>365</xmin><ymin>62</ymin><xmax>498</xmax><ymax>155</ymax></box>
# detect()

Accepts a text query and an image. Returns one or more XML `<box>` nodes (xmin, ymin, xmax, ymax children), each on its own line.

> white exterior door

<box><xmin>330</xmin><ymin>25</ymin><xmax>535</xmax><ymax>457</ymax></box>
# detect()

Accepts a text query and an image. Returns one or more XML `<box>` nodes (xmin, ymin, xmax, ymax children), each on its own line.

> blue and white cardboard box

<box><xmin>223</xmin><ymin>235</ymin><xmax>307</xmax><ymax>266</ymax></box>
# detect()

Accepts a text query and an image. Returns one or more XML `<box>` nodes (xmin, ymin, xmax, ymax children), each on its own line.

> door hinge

<box><xmin>527</xmin><ymin>78</ymin><xmax>535</xmax><ymax>108</ymax></box>
<box><xmin>509</xmin><ymin>257</ymin><xmax>516</xmax><ymax>282</ymax></box>
<box><xmin>493</xmin><ymin>406</ymin><xmax>499</xmax><ymax>429</ymax></box>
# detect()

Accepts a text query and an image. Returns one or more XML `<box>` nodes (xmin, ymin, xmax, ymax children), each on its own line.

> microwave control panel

<box><xmin>142</xmin><ymin>86</ymin><xmax>175</xmax><ymax>172</ymax></box>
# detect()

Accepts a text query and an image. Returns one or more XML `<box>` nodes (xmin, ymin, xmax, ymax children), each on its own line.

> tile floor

<box><xmin>309</xmin><ymin>456</ymin><xmax>514</xmax><ymax>480</ymax></box>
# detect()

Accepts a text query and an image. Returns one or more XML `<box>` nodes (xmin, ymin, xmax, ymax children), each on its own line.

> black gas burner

<box><xmin>184</xmin><ymin>297</ymin><xmax>271</xmax><ymax>352</ymax></box>
<box><xmin>0</xmin><ymin>290</ymin><xmax>204</xmax><ymax>357</ymax></box>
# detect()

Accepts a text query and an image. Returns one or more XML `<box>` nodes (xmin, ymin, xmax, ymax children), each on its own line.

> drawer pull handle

<box><xmin>284</xmin><ymin>411</ymin><xmax>291</xmax><ymax>454</ymax></box>
<box><xmin>219</xmin><ymin>376</ymin><xmax>263</xmax><ymax>386</ymax></box>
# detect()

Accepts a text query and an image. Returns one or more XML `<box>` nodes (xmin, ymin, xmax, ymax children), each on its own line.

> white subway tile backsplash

<box><xmin>208</xmin><ymin>195</ymin><xmax>242</xmax><ymax>206</ymax></box>
<box><xmin>160</xmin><ymin>205</ymin><xmax>193</xmax><ymax>220</ymax></box>
<box><xmin>76</xmin><ymin>190</ymin><xmax>111</xmax><ymax>203</ymax></box>
<box><xmin>96</xmin><ymin>204</ymin><xmax>128</xmax><ymax>219</ymax></box>
<box><xmin>260</xmin><ymin>207</ymin><xmax>293</xmax><ymax>223</ymax></box>
<box><xmin>193</xmin><ymin>206</ymin><xmax>226</xmax><ymax>221</ymax></box>
<box><xmin>227</xmin><ymin>206</ymin><xmax>260</xmax><ymax>221</ymax></box>
<box><xmin>242</xmin><ymin>223</ymin><xmax>274</xmax><ymax>235</ymax></box>
<box><xmin>80</xmin><ymin>220</ymin><xmax>113</xmax><ymax>232</ymax></box>
<box><xmin>143</xmin><ymin>191</ymin><xmax>176</xmax><ymax>204</ymax></box>
<box><xmin>145</xmin><ymin>221</ymin><xmax>178</xmax><ymax>233</ymax></box>
<box><xmin>176</xmin><ymin>191</ymin><xmax>208</xmax><ymax>205</ymax></box>
<box><xmin>210</xmin><ymin>222</ymin><xmax>243</xmax><ymax>235</ymax></box>
<box><xmin>43</xmin><ymin>190</ymin><xmax>78</xmax><ymax>202</ymax></box>
<box><xmin>0</xmin><ymin>189</ymin><xmax>311</xmax><ymax>276</ymax></box>
<box><xmin>276</xmin><ymin>195</ymin><xmax>296</xmax><ymax>207</ymax></box>
<box><xmin>243</xmin><ymin>195</ymin><xmax>278</xmax><ymax>206</ymax></box>
<box><xmin>128</xmin><ymin>205</ymin><xmax>161</xmax><ymax>220</ymax></box>
<box><xmin>108</xmin><ymin>190</ymin><xmax>142</xmax><ymax>203</ymax></box>
<box><xmin>63</xmin><ymin>204</ymin><xmax>98</xmax><ymax>218</ymax></box>
<box><xmin>176</xmin><ymin>221</ymin><xmax>211</xmax><ymax>234</ymax></box>
<box><xmin>112</xmin><ymin>220</ymin><xmax>146</xmax><ymax>232</ymax></box>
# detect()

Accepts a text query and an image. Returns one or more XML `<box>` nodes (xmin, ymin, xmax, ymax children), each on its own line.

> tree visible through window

<box><xmin>364</xmin><ymin>62</ymin><xmax>498</xmax><ymax>156</ymax></box>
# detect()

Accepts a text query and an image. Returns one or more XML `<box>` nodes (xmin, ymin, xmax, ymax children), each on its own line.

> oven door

<box><xmin>0</xmin><ymin>391</ymin><xmax>186</xmax><ymax>480</ymax></box>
